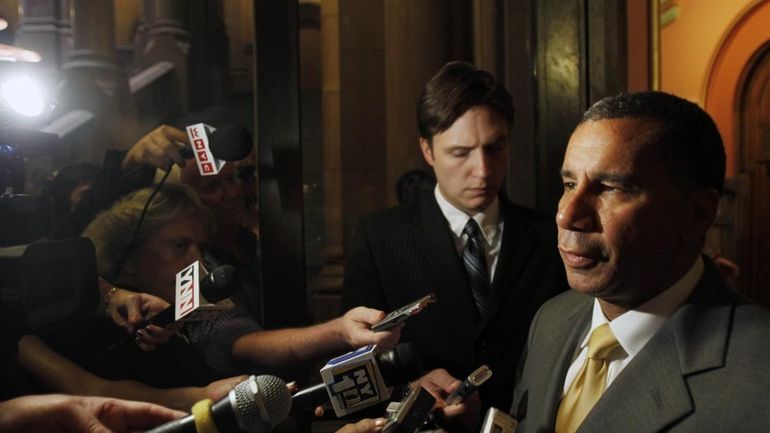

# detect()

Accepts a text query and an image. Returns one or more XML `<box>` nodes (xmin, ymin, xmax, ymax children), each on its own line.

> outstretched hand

<box><xmin>103</xmin><ymin>285</ymin><xmax>179</xmax><ymax>351</ymax></box>
<box><xmin>413</xmin><ymin>369</ymin><xmax>482</xmax><ymax>433</ymax></box>
<box><xmin>0</xmin><ymin>394</ymin><xmax>185</xmax><ymax>433</ymax></box>
<box><xmin>122</xmin><ymin>125</ymin><xmax>189</xmax><ymax>172</ymax></box>
<box><xmin>335</xmin><ymin>418</ymin><xmax>389</xmax><ymax>433</ymax></box>
<box><xmin>340</xmin><ymin>306</ymin><xmax>404</xmax><ymax>350</ymax></box>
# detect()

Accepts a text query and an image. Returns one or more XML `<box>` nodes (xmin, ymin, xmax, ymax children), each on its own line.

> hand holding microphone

<box><xmin>109</xmin><ymin>288</ymin><xmax>178</xmax><ymax>351</ymax></box>
<box><xmin>100</xmin><ymin>276</ymin><xmax>169</xmax><ymax>331</ymax></box>
<box><xmin>146</xmin><ymin>375</ymin><xmax>292</xmax><ymax>433</ymax></box>
<box><xmin>131</xmin><ymin>264</ymin><xmax>237</xmax><ymax>336</ymax></box>
<box><xmin>122</xmin><ymin>125</ymin><xmax>191</xmax><ymax>172</ymax></box>
<box><xmin>122</xmin><ymin>123</ymin><xmax>252</xmax><ymax>173</ymax></box>
<box><xmin>104</xmin><ymin>264</ymin><xmax>237</xmax><ymax>352</ymax></box>
<box><xmin>291</xmin><ymin>343</ymin><xmax>424</xmax><ymax>417</ymax></box>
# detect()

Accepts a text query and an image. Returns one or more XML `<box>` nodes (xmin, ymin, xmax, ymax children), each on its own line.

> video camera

<box><xmin>0</xmin><ymin>128</ymin><xmax>60</xmax><ymax>246</ymax></box>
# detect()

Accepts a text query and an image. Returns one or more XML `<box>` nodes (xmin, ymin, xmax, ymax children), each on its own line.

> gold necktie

<box><xmin>555</xmin><ymin>323</ymin><xmax>620</xmax><ymax>433</ymax></box>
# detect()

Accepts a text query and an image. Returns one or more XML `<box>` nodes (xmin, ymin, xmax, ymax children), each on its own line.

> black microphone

<box><xmin>290</xmin><ymin>343</ymin><xmax>424</xmax><ymax>416</ymax></box>
<box><xmin>180</xmin><ymin>123</ymin><xmax>252</xmax><ymax>161</ymax></box>
<box><xmin>146</xmin><ymin>374</ymin><xmax>292</xmax><ymax>433</ymax></box>
<box><xmin>135</xmin><ymin>265</ymin><xmax>236</xmax><ymax>332</ymax></box>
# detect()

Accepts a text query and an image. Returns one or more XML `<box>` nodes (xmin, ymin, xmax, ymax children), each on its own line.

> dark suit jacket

<box><xmin>511</xmin><ymin>258</ymin><xmax>770</xmax><ymax>433</ymax></box>
<box><xmin>342</xmin><ymin>193</ymin><xmax>566</xmax><ymax>410</ymax></box>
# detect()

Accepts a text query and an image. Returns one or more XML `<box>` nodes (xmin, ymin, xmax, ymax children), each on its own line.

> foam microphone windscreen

<box><xmin>180</xmin><ymin>123</ymin><xmax>252</xmax><ymax>161</ymax></box>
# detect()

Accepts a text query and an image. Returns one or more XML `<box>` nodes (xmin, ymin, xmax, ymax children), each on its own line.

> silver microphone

<box><xmin>227</xmin><ymin>374</ymin><xmax>292</xmax><ymax>433</ymax></box>
<box><xmin>145</xmin><ymin>375</ymin><xmax>291</xmax><ymax>433</ymax></box>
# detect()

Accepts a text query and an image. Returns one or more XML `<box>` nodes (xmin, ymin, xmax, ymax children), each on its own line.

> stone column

<box><xmin>139</xmin><ymin>0</ymin><xmax>192</xmax><ymax>109</ymax></box>
<box><xmin>57</xmin><ymin>0</ymin><xmax>134</xmax><ymax>159</ymax></box>
<box><xmin>15</xmin><ymin>0</ymin><xmax>66</xmax><ymax>74</ymax></box>
<box><xmin>56</xmin><ymin>0</ymin><xmax>72</xmax><ymax>62</ymax></box>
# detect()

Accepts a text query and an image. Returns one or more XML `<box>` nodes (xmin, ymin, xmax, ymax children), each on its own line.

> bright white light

<box><xmin>1</xmin><ymin>76</ymin><xmax>45</xmax><ymax>117</ymax></box>
<box><xmin>0</xmin><ymin>43</ymin><xmax>42</xmax><ymax>63</ymax></box>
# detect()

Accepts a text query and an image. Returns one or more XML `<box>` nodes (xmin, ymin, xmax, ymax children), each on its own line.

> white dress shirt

<box><xmin>434</xmin><ymin>186</ymin><xmax>504</xmax><ymax>281</ymax></box>
<box><xmin>561</xmin><ymin>256</ymin><xmax>705</xmax><ymax>394</ymax></box>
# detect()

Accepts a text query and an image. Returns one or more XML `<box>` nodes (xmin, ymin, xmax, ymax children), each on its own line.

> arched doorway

<box><xmin>737</xmin><ymin>43</ymin><xmax>770</xmax><ymax>307</ymax></box>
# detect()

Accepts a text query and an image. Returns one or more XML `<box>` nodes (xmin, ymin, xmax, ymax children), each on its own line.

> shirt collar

<box><xmin>434</xmin><ymin>185</ymin><xmax>500</xmax><ymax>243</ymax></box>
<box><xmin>584</xmin><ymin>256</ymin><xmax>704</xmax><ymax>358</ymax></box>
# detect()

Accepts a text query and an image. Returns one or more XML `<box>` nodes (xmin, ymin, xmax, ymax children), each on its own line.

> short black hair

<box><xmin>417</xmin><ymin>61</ymin><xmax>514</xmax><ymax>141</ymax></box>
<box><xmin>48</xmin><ymin>161</ymin><xmax>100</xmax><ymax>215</ymax></box>
<box><xmin>582</xmin><ymin>91</ymin><xmax>726</xmax><ymax>193</ymax></box>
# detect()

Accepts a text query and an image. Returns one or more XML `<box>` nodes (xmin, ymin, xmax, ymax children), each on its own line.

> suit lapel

<box><xmin>521</xmin><ymin>296</ymin><xmax>592</xmax><ymax>429</ymax></box>
<box><xmin>577</xmin><ymin>260</ymin><xmax>734</xmax><ymax>433</ymax></box>
<box><xmin>412</xmin><ymin>194</ymin><xmax>474</xmax><ymax>304</ymax></box>
<box><xmin>477</xmin><ymin>200</ymin><xmax>535</xmax><ymax>330</ymax></box>
<box><xmin>578</xmin><ymin>326</ymin><xmax>693</xmax><ymax>433</ymax></box>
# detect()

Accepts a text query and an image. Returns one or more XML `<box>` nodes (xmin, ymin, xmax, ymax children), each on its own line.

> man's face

<box><xmin>182</xmin><ymin>162</ymin><xmax>245</xmax><ymax>228</ymax></box>
<box><xmin>420</xmin><ymin>106</ymin><xmax>509</xmax><ymax>215</ymax></box>
<box><xmin>557</xmin><ymin>118</ymin><xmax>695</xmax><ymax>309</ymax></box>
<box><xmin>131</xmin><ymin>214</ymin><xmax>209</xmax><ymax>303</ymax></box>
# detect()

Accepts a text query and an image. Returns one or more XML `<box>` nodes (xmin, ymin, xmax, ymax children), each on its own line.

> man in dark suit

<box><xmin>342</xmin><ymin>61</ymin><xmax>566</xmax><ymax>411</ymax></box>
<box><xmin>512</xmin><ymin>91</ymin><xmax>770</xmax><ymax>432</ymax></box>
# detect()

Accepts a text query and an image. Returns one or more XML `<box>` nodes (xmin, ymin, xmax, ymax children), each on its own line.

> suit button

<box><xmin>481</xmin><ymin>341</ymin><xmax>488</xmax><ymax>348</ymax></box>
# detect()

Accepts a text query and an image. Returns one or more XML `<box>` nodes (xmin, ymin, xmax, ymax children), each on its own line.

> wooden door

<box><xmin>738</xmin><ymin>45</ymin><xmax>770</xmax><ymax>308</ymax></box>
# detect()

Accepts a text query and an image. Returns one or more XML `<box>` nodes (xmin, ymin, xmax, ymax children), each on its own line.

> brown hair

<box><xmin>83</xmin><ymin>183</ymin><xmax>214</xmax><ymax>278</ymax></box>
<box><xmin>417</xmin><ymin>61</ymin><xmax>514</xmax><ymax>142</ymax></box>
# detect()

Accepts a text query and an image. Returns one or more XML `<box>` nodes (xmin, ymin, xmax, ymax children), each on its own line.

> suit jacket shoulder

<box><xmin>513</xmin><ymin>259</ymin><xmax>770</xmax><ymax>433</ymax></box>
<box><xmin>342</xmin><ymin>192</ymin><xmax>566</xmax><ymax>411</ymax></box>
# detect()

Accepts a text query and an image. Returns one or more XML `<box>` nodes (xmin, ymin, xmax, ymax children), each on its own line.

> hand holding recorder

<box><xmin>371</xmin><ymin>293</ymin><xmax>437</xmax><ymax>332</ymax></box>
<box><xmin>409</xmin><ymin>367</ymin><xmax>487</xmax><ymax>433</ymax></box>
<box><xmin>341</xmin><ymin>307</ymin><xmax>405</xmax><ymax>350</ymax></box>
<box><xmin>445</xmin><ymin>365</ymin><xmax>492</xmax><ymax>406</ymax></box>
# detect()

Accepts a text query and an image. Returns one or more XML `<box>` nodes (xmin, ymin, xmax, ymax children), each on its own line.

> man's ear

<box><xmin>419</xmin><ymin>138</ymin><xmax>435</xmax><ymax>167</ymax></box>
<box><xmin>683</xmin><ymin>188</ymin><xmax>720</xmax><ymax>242</ymax></box>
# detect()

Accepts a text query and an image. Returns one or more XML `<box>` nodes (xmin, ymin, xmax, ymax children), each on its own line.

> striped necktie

<box><xmin>462</xmin><ymin>218</ymin><xmax>490</xmax><ymax>316</ymax></box>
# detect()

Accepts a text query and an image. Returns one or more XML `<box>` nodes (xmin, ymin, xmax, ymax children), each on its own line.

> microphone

<box><xmin>180</xmin><ymin>123</ymin><xmax>252</xmax><ymax>161</ymax></box>
<box><xmin>135</xmin><ymin>264</ymin><xmax>236</xmax><ymax>332</ymax></box>
<box><xmin>382</xmin><ymin>386</ymin><xmax>436</xmax><ymax>433</ymax></box>
<box><xmin>291</xmin><ymin>343</ymin><xmax>423</xmax><ymax>417</ymax></box>
<box><xmin>478</xmin><ymin>407</ymin><xmax>518</xmax><ymax>433</ymax></box>
<box><xmin>146</xmin><ymin>374</ymin><xmax>292</xmax><ymax>433</ymax></box>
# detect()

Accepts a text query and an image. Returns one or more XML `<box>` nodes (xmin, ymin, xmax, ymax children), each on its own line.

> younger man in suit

<box><xmin>342</xmin><ymin>61</ymin><xmax>566</xmax><ymax>411</ymax></box>
<box><xmin>512</xmin><ymin>91</ymin><xmax>770</xmax><ymax>433</ymax></box>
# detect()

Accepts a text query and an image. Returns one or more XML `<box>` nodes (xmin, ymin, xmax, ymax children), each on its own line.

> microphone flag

<box><xmin>320</xmin><ymin>345</ymin><xmax>393</xmax><ymax>417</ymax></box>
<box><xmin>186</xmin><ymin>123</ymin><xmax>226</xmax><ymax>176</ymax></box>
<box><xmin>174</xmin><ymin>261</ymin><xmax>234</xmax><ymax>322</ymax></box>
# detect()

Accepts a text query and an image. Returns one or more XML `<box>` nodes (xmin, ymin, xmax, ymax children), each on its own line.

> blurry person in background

<box><xmin>50</xmin><ymin>124</ymin><xmax>262</xmax><ymax>326</ymax></box>
<box><xmin>47</xmin><ymin>162</ymin><xmax>101</xmax><ymax>212</ymax></box>
<box><xmin>16</xmin><ymin>334</ymin><xmax>244</xmax><ymax>411</ymax></box>
<box><xmin>82</xmin><ymin>184</ymin><xmax>401</xmax><ymax>379</ymax></box>
<box><xmin>116</xmin><ymin>125</ymin><xmax>263</xmax><ymax>321</ymax></box>
<box><xmin>44</xmin><ymin>162</ymin><xmax>100</xmax><ymax>238</ymax></box>
<box><xmin>235</xmin><ymin>148</ymin><xmax>259</xmax><ymax>236</ymax></box>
